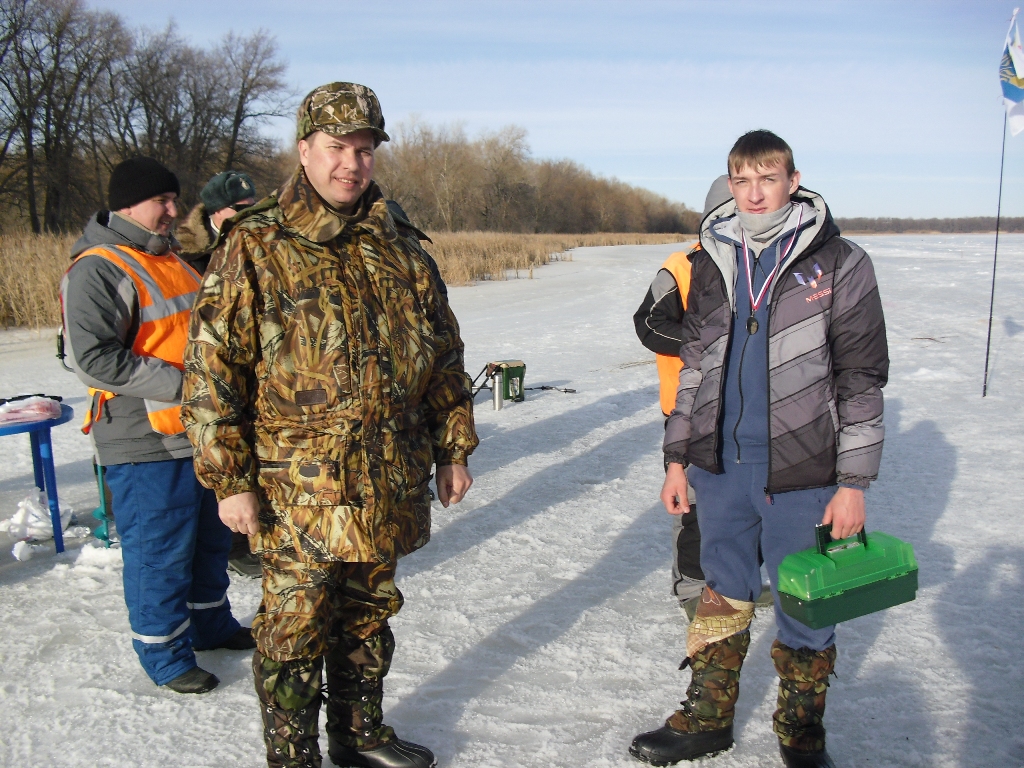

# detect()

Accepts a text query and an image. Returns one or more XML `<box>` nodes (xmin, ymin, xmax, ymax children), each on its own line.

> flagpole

<box><xmin>982</xmin><ymin>111</ymin><xmax>1009</xmax><ymax>397</ymax></box>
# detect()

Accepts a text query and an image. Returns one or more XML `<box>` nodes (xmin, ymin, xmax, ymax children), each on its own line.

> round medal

<box><xmin>747</xmin><ymin>317</ymin><xmax>759</xmax><ymax>335</ymax></box>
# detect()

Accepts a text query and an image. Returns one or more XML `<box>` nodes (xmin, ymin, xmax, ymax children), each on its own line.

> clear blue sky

<box><xmin>89</xmin><ymin>0</ymin><xmax>1020</xmax><ymax>218</ymax></box>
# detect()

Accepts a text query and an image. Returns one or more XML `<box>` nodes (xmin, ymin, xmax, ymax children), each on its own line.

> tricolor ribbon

<box><xmin>741</xmin><ymin>206</ymin><xmax>804</xmax><ymax>313</ymax></box>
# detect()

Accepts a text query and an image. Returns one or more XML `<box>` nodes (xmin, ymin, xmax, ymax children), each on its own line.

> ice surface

<box><xmin>0</xmin><ymin>235</ymin><xmax>1021</xmax><ymax>767</ymax></box>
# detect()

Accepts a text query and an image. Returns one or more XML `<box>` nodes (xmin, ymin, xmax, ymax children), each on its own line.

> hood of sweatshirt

<box><xmin>697</xmin><ymin>187</ymin><xmax>840</xmax><ymax>312</ymax></box>
<box><xmin>70</xmin><ymin>210</ymin><xmax>178</xmax><ymax>259</ymax></box>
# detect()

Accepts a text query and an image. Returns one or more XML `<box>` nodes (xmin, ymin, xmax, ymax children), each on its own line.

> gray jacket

<box><xmin>664</xmin><ymin>189</ymin><xmax>889</xmax><ymax>492</ymax></box>
<box><xmin>61</xmin><ymin>211</ymin><xmax>194</xmax><ymax>465</ymax></box>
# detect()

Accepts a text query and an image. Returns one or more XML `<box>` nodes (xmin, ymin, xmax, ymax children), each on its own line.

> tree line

<box><xmin>375</xmin><ymin>122</ymin><xmax>699</xmax><ymax>234</ymax></box>
<box><xmin>0</xmin><ymin>0</ymin><xmax>291</xmax><ymax>234</ymax></box>
<box><xmin>836</xmin><ymin>217</ymin><xmax>1024</xmax><ymax>233</ymax></box>
<box><xmin>0</xmin><ymin>0</ymin><xmax>698</xmax><ymax>237</ymax></box>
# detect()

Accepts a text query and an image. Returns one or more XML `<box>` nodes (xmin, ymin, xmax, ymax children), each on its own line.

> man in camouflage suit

<box><xmin>182</xmin><ymin>82</ymin><xmax>478</xmax><ymax>768</ymax></box>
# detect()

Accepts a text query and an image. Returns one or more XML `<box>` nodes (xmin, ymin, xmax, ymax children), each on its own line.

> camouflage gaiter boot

<box><xmin>253</xmin><ymin>652</ymin><xmax>324</xmax><ymax>768</ymax></box>
<box><xmin>771</xmin><ymin>640</ymin><xmax>837</xmax><ymax>765</ymax></box>
<box><xmin>325</xmin><ymin>626</ymin><xmax>397</xmax><ymax>752</ymax></box>
<box><xmin>629</xmin><ymin>631</ymin><xmax>750</xmax><ymax>765</ymax></box>
<box><xmin>668</xmin><ymin>630</ymin><xmax>750</xmax><ymax>733</ymax></box>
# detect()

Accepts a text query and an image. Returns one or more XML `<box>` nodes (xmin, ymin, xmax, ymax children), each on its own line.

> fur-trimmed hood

<box><xmin>176</xmin><ymin>203</ymin><xmax>218</xmax><ymax>259</ymax></box>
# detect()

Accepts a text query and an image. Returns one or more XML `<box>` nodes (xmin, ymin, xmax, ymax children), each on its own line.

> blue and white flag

<box><xmin>1000</xmin><ymin>8</ymin><xmax>1024</xmax><ymax>134</ymax></box>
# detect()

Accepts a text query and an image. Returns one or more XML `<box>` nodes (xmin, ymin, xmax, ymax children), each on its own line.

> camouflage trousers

<box><xmin>253</xmin><ymin>552</ymin><xmax>403</xmax><ymax>661</ymax></box>
<box><xmin>252</xmin><ymin>553</ymin><xmax>404</xmax><ymax>768</ymax></box>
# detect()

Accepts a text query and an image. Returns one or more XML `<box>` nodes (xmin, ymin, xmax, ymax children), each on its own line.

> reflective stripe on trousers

<box><xmin>132</xmin><ymin>617</ymin><xmax>191</xmax><ymax>644</ymax></box>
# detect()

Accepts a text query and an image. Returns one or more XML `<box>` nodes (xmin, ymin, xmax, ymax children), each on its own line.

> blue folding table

<box><xmin>0</xmin><ymin>404</ymin><xmax>74</xmax><ymax>553</ymax></box>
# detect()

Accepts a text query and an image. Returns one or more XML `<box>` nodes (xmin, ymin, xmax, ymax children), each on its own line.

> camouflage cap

<box><xmin>296</xmin><ymin>82</ymin><xmax>390</xmax><ymax>144</ymax></box>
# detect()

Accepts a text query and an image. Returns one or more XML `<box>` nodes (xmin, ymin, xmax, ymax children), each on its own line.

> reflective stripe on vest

<box><xmin>656</xmin><ymin>247</ymin><xmax>696</xmax><ymax>416</ymax></box>
<box><xmin>76</xmin><ymin>245</ymin><xmax>200</xmax><ymax>437</ymax></box>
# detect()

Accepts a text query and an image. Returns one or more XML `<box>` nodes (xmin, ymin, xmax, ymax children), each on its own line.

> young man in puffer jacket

<box><xmin>630</xmin><ymin>130</ymin><xmax>888</xmax><ymax>768</ymax></box>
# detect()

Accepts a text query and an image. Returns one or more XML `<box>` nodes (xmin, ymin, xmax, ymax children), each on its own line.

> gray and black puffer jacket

<box><xmin>61</xmin><ymin>211</ymin><xmax>194</xmax><ymax>466</ymax></box>
<box><xmin>664</xmin><ymin>188</ymin><xmax>889</xmax><ymax>493</ymax></box>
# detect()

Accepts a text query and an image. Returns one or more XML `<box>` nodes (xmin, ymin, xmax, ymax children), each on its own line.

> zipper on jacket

<box><xmin>711</xmin><ymin>269</ymin><xmax>734</xmax><ymax>471</ymax></box>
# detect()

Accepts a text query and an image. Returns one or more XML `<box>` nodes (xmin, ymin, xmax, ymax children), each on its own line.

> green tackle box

<box><xmin>777</xmin><ymin>525</ymin><xmax>918</xmax><ymax>629</ymax></box>
<box><xmin>487</xmin><ymin>360</ymin><xmax>526</xmax><ymax>402</ymax></box>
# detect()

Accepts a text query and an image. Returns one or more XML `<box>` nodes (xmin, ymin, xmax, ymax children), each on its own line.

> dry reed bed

<box><xmin>0</xmin><ymin>230</ymin><xmax>690</xmax><ymax>328</ymax></box>
<box><xmin>425</xmin><ymin>231</ymin><xmax>690</xmax><ymax>285</ymax></box>
<box><xmin>0</xmin><ymin>232</ymin><xmax>74</xmax><ymax>329</ymax></box>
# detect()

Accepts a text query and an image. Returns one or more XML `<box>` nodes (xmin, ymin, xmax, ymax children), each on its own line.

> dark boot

<box><xmin>208</xmin><ymin>626</ymin><xmax>257</xmax><ymax>651</ymax></box>
<box><xmin>325</xmin><ymin>626</ymin><xmax>435</xmax><ymax>768</ymax></box>
<box><xmin>164</xmin><ymin>666</ymin><xmax>219</xmax><ymax>694</ymax></box>
<box><xmin>771</xmin><ymin>640</ymin><xmax>837</xmax><ymax>768</ymax></box>
<box><xmin>254</xmin><ymin>651</ymin><xmax>324</xmax><ymax>768</ymax></box>
<box><xmin>228</xmin><ymin>532</ymin><xmax>262</xmax><ymax>578</ymax></box>
<box><xmin>629</xmin><ymin>631</ymin><xmax>750</xmax><ymax>765</ymax></box>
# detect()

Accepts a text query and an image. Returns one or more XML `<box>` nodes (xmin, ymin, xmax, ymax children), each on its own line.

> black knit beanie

<box><xmin>108</xmin><ymin>157</ymin><xmax>180</xmax><ymax>211</ymax></box>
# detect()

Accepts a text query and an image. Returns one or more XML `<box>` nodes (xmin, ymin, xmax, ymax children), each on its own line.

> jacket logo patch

<box><xmin>794</xmin><ymin>263</ymin><xmax>824</xmax><ymax>289</ymax></box>
<box><xmin>294</xmin><ymin>388</ymin><xmax>327</xmax><ymax>406</ymax></box>
<box><xmin>806</xmin><ymin>287</ymin><xmax>832</xmax><ymax>303</ymax></box>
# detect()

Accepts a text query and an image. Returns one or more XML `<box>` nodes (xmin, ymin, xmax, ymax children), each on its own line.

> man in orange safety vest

<box><xmin>60</xmin><ymin>157</ymin><xmax>252</xmax><ymax>694</ymax></box>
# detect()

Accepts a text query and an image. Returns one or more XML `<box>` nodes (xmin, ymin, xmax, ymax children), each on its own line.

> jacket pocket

<box><xmin>382</xmin><ymin>428</ymin><xmax>433</xmax><ymax>503</ymax></box>
<box><xmin>258</xmin><ymin>458</ymin><xmax>343</xmax><ymax>506</ymax></box>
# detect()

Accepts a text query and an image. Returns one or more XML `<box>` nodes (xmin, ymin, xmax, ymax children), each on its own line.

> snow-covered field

<box><xmin>0</xmin><ymin>235</ymin><xmax>1021</xmax><ymax>768</ymax></box>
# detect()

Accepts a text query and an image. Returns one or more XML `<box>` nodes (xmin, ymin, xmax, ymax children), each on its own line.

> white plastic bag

<box><xmin>0</xmin><ymin>491</ymin><xmax>74</xmax><ymax>540</ymax></box>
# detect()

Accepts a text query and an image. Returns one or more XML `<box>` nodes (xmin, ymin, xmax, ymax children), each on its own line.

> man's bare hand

<box><xmin>661</xmin><ymin>462</ymin><xmax>691</xmax><ymax>515</ymax></box>
<box><xmin>436</xmin><ymin>465</ymin><xmax>473</xmax><ymax>508</ymax></box>
<box><xmin>219</xmin><ymin>491</ymin><xmax>260</xmax><ymax>536</ymax></box>
<box><xmin>822</xmin><ymin>486</ymin><xmax>866</xmax><ymax>540</ymax></box>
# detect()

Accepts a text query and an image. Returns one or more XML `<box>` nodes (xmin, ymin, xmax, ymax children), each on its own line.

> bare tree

<box><xmin>219</xmin><ymin>29</ymin><xmax>290</xmax><ymax>171</ymax></box>
<box><xmin>0</xmin><ymin>0</ymin><xmax>130</xmax><ymax>232</ymax></box>
<box><xmin>0</xmin><ymin>0</ymin><xmax>52</xmax><ymax>232</ymax></box>
<box><xmin>479</xmin><ymin>126</ymin><xmax>534</xmax><ymax>232</ymax></box>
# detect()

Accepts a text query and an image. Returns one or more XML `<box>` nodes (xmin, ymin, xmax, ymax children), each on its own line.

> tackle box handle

<box><xmin>815</xmin><ymin>523</ymin><xmax>868</xmax><ymax>556</ymax></box>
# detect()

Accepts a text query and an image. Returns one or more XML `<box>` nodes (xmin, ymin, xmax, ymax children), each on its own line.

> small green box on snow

<box><xmin>777</xmin><ymin>525</ymin><xmax>918</xmax><ymax>629</ymax></box>
<box><xmin>487</xmin><ymin>360</ymin><xmax>526</xmax><ymax>402</ymax></box>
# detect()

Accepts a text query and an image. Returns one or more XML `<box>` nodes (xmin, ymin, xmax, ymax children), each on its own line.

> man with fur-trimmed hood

<box><xmin>176</xmin><ymin>170</ymin><xmax>257</xmax><ymax>274</ymax></box>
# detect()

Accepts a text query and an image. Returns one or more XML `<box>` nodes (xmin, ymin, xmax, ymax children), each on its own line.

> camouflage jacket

<box><xmin>182</xmin><ymin>170</ymin><xmax>478</xmax><ymax>564</ymax></box>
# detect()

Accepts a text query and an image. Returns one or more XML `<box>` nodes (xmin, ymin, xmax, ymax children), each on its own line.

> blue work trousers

<box><xmin>105</xmin><ymin>458</ymin><xmax>240</xmax><ymax>685</ymax></box>
<box><xmin>686</xmin><ymin>461</ymin><xmax>837</xmax><ymax>650</ymax></box>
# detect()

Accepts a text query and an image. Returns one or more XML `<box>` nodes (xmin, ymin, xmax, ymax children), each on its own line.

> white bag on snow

<box><xmin>1</xmin><ymin>491</ymin><xmax>74</xmax><ymax>540</ymax></box>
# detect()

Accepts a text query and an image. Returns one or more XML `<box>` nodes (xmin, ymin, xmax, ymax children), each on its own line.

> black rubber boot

<box><xmin>254</xmin><ymin>652</ymin><xmax>324</xmax><ymax>768</ymax></box>
<box><xmin>229</xmin><ymin>552</ymin><xmax>263</xmax><ymax>578</ymax></box>
<box><xmin>164</xmin><ymin>666</ymin><xmax>219</xmax><ymax>694</ymax></box>
<box><xmin>779</xmin><ymin>742</ymin><xmax>837</xmax><ymax>767</ymax></box>
<box><xmin>326</xmin><ymin>738</ymin><xmax>436</xmax><ymax>768</ymax></box>
<box><xmin>629</xmin><ymin>724</ymin><xmax>733</xmax><ymax>766</ymax></box>
<box><xmin>629</xmin><ymin>632</ymin><xmax>750</xmax><ymax>764</ymax></box>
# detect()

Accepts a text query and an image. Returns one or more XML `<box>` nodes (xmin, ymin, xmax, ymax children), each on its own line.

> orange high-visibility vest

<box><xmin>74</xmin><ymin>244</ymin><xmax>200</xmax><ymax>436</ymax></box>
<box><xmin>656</xmin><ymin>246</ymin><xmax>696</xmax><ymax>416</ymax></box>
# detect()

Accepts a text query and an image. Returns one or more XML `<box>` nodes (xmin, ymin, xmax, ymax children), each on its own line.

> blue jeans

<box><xmin>686</xmin><ymin>461</ymin><xmax>837</xmax><ymax>650</ymax></box>
<box><xmin>105</xmin><ymin>458</ymin><xmax>240</xmax><ymax>684</ymax></box>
